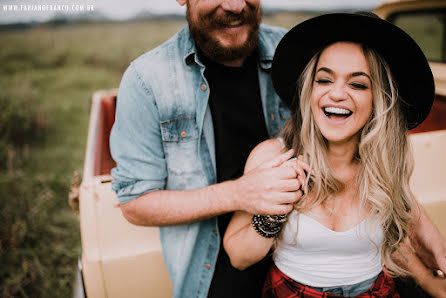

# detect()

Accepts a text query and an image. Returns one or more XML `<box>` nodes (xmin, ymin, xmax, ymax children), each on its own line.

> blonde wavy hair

<box><xmin>280</xmin><ymin>43</ymin><xmax>414</xmax><ymax>276</ymax></box>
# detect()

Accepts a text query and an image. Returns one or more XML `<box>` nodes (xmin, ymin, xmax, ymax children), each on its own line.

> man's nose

<box><xmin>221</xmin><ymin>0</ymin><xmax>246</xmax><ymax>14</ymax></box>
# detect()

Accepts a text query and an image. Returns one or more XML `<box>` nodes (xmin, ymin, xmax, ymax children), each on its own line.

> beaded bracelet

<box><xmin>251</xmin><ymin>214</ymin><xmax>287</xmax><ymax>238</ymax></box>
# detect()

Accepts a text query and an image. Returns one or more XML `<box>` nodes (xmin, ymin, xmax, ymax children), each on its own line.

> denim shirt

<box><xmin>110</xmin><ymin>24</ymin><xmax>290</xmax><ymax>298</ymax></box>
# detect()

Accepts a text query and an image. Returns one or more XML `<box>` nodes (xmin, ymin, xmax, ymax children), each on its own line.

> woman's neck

<box><xmin>327</xmin><ymin>137</ymin><xmax>359</xmax><ymax>176</ymax></box>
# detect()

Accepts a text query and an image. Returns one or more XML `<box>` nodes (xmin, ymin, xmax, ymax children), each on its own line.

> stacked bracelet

<box><xmin>251</xmin><ymin>214</ymin><xmax>287</xmax><ymax>238</ymax></box>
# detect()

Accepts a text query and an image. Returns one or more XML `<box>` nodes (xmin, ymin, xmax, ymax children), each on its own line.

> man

<box><xmin>110</xmin><ymin>1</ymin><xmax>301</xmax><ymax>297</ymax></box>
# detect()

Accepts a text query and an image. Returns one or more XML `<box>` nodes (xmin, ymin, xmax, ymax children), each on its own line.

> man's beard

<box><xmin>187</xmin><ymin>3</ymin><xmax>261</xmax><ymax>64</ymax></box>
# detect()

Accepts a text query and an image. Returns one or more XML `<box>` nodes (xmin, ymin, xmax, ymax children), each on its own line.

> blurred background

<box><xmin>0</xmin><ymin>0</ymin><xmax>393</xmax><ymax>297</ymax></box>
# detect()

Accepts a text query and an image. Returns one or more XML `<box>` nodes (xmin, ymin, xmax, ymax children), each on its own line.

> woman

<box><xmin>223</xmin><ymin>12</ymin><xmax>440</xmax><ymax>297</ymax></box>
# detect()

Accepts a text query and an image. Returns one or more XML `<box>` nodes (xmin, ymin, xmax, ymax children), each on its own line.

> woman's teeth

<box><xmin>324</xmin><ymin>107</ymin><xmax>352</xmax><ymax>117</ymax></box>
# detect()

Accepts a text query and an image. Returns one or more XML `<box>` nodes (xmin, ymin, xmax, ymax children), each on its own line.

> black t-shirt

<box><xmin>203</xmin><ymin>52</ymin><xmax>272</xmax><ymax>298</ymax></box>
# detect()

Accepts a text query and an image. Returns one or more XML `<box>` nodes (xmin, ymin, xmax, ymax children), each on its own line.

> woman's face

<box><xmin>310</xmin><ymin>42</ymin><xmax>373</xmax><ymax>146</ymax></box>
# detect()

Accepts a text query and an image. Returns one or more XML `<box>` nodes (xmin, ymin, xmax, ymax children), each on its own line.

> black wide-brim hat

<box><xmin>272</xmin><ymin>12</ymin><xmax>435</xmax><ymax>130</ymax></box>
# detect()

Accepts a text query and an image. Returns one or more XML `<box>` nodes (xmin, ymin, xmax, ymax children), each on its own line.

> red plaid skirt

<box><xmin>262</xmin><ymin>264</ymin><xmax>399</xmax><ymax>298</ymax></box>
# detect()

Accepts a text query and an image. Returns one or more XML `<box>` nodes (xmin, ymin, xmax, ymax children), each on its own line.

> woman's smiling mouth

<box><xmin>323</xmin><ymin>106</ymin><xmax>353</xmax><ymax>120</ymax></box>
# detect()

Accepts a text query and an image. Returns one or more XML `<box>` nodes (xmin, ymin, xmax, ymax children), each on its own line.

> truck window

<box><xmin>389</xmin><ymin>9</ymin><xmax>446</xmax><ymax>62</ymax></box>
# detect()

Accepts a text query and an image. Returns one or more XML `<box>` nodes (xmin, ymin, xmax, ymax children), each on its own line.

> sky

<box><xmin>0</xmin><ymin>0</ymin><xmax>384</xmax><ymax>24</ymax></box>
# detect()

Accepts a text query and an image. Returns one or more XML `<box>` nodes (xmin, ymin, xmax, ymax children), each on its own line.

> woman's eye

<box><xmin>350</xmin><ymin>82</ymin><xmax>368</xmax><ymax>90</ymax></box>
<box><xmin>315</xmin><ymin>78</ymin><xmax>332</xmax><ymax>84</ymax></box>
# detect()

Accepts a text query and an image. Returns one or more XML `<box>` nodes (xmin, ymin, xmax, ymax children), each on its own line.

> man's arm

<box><xmin>410</xmin><ymin>198</ymin><xmax>446</xmax><ymax>273</ymax></box>
<box><xmin>392</xmin><ymin>199</ymin><xmax>446</xmax><ymax>297</ymax></box>
<box><xmin>111</xmin><ymin>64</ymin><xmax>302</xmax><ymax>227</ymax></box>
<box><xmin>394</xmin><ymin>241</ymin><xmax>446</xmax><ymax>297</ymax></box>
<box><xmin>120</xmin><ymin>148</ymin><xmax>302</xmax><ymax>226</ymax></box>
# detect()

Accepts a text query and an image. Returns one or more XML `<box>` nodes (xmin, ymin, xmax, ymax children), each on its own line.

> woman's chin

<box><xmin>320</xmin><ymin>131</ymin><xmax>359</xmax><ymax>146</ymax></box>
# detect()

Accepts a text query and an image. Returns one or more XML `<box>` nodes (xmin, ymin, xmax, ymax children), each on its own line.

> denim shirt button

<box><xmin>271</xmin><ymin>112</ymin><xmax>275</xmax><ymax>121</ymax></box>
<box><xmin>205</xmin><ymin>264</ymin><xmax>211</xmax><ymax>269</ymax></box>
<box><xmin>213</xmin><ymin>230</ymin><xmax>218</xmax><ymax>236</ymax></box>
<box><xmin>180</xmin><ymin>129</ymin><xmax>187</xmax><ymax>138</ymax></box>
<box><xmin>201</xmin><ymin>84</ymin><xmax>207</xmax><ymax>91</ymax></box>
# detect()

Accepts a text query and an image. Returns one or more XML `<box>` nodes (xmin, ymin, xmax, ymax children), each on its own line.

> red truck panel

<box><xmin>94</xmin><ymin>94</ymin><xmax>116</xmax><ymax>176</ymax></box>
<box><xmin>411</xmin><ymin>94</ymin><xmax>446</xmax><ymax>134</ymax></box>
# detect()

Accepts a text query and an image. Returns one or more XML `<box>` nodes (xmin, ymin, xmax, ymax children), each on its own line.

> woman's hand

<box><xmin>280</xmin><ymin>154</ymin><xmax>312</xmax><ymax>194</ymax></box>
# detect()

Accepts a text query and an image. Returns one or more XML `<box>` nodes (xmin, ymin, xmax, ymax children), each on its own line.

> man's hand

<box><xmin>231</xmin><ymin>149</ymin><xmax>310</xmax><ymax>215</ymax></box>
<box><xmin>422</xmin><ymin>275</ymin><xmax>446</xmax><ymax>298</ymax></box>
<box><xmin>409</xmin><ymin>200</ymin><xmax>446</xmax><ymax>275</ymax></box>
<box><xmin>120</xmin><ymin>141</ymin><xmax>310</xmax><ymax>226</ymax></box>
<box><xmin>411</xmin><ymin>231</ymin><xmax>446</xmax><ymax>274</ymax></box>
<box><xmin>430</xmin><ymin>239</ymin><xmax>446</xmax><ymax>275</ymax></box>
<box><xmin>395</xmin><ymin>241</ymin><xmax>446</xmax><ymax>298</ymax></box>
<box><xmin>435</xmin><ymin>249</ymin><xmax>446</xmax><ymax>275</ymax></box>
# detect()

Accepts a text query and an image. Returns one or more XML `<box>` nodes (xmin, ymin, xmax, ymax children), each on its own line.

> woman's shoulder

<box><xmin>254</xmin><ymin>137</ymin><xmax>285</xmax><ymax>152</ymax></box>
<box><xmin>244</xmin><ymin>138</ymin><xmax>285</xmax><ymax>172</ymax></box>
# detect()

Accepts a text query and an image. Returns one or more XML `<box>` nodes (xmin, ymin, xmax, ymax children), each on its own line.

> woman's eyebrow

<box><xmin>351</xmin><ymin>71</ymin><xmax>371</xmax><ymax>81</ymax></box>
<box><xmin>316</xmin><ymin>67</ymin><xmax>333</xmax><ymax>74</ymax></box>
<box><xmin>316</xmin><ymin>67</ymin><xmax>371</xmax><ymax>81</ymax></box>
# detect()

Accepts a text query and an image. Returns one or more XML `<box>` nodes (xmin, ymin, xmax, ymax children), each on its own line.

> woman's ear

<box><xmin>176</xmin><ymin>0</ymin><xmax>187</xmax><ymax>6</ymax></box>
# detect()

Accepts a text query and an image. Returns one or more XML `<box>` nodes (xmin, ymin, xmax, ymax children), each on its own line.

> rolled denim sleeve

<box><xmin>110</xmin><ymin>63</ymin><xmax>167</xmax><ymax>204</ymax></box>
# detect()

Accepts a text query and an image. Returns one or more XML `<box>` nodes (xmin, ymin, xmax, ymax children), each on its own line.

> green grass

<box><xmin>0</xmin><ymin>19</ymin><xmax>187</xmax><ymax>298</ymax></box>
<box><xmin>0</xmin><ymin>15</ymin><xmax>315</xmax><ymax>297</ymax></box>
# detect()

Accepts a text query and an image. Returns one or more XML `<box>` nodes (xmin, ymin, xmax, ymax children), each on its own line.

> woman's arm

<box><xmin>223</xmin><ymin>209</ymin><xmax>275</xmax><ymax>270</ymax></box>
<box><xmin>223</xmin><ymin>139</ymin><xmax>306</xmax><ymax>270</ymax></box>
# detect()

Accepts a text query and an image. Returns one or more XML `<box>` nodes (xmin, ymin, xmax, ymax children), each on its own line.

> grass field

<box><xmin>0</xmin><ymin>14</ymin><xmax>318</xmax><ymax>297</ymax></box>
<box><xmin>0</xmin><ymin>18</ymin><xmax>189</xmax><ymax>298</ymax></box>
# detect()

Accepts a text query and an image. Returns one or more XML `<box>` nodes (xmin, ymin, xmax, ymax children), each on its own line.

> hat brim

<box><xmin>272</xmin><ymin>13</ymin><xmax>435</xmax><ymax>130</ymax></box>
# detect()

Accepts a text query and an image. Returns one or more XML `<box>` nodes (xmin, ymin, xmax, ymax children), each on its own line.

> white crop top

<box><xmin>273</xmin><ymin>210</ymin><xmax>384</xmax><ymax>287</ymax></box>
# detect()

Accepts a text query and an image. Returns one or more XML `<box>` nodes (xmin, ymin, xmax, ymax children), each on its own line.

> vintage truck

<box><xmin>71</xmin><ymin>1</ymin><xmax>446</xmax><ymax>297</ymax></box>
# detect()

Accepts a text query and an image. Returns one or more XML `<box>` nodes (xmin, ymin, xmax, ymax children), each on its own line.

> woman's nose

<box><xmin>221</xmin><ymin>0</ymin><xmax>246</xmax><ymax>14</ymax></box>
<box><xmin>328</xmin><ymin>83</ymin><xmax>347</xmax><ymax>101</ymax></box>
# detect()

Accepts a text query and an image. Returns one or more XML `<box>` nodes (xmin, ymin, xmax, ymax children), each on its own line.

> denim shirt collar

<box><xmin>181</xmin><ymin>24</ymin><xmax>275</xmax><ymax>70</ymax></box>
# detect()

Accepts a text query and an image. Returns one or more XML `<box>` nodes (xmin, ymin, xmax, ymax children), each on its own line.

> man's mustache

<box><xmin>200</xmin><ymin>5</ymin><xmax>259</xmax><ymax>29</ymax></box>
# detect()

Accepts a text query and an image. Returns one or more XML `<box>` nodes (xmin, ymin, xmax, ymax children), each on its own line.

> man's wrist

<box><xmin>208</xmin><ymin>179</ymin><xmax>241</xmax><ymax>213</ymax></box>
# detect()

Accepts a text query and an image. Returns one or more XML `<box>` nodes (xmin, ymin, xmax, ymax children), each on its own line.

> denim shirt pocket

<box><xmin>160</xmin><ymin>116</ymin><xmax>205</xmax><ymax>190</ymax></box>
<box><xmin>161</xmin><ymin>116</ymin><xmax>199</xmax><ymax>142</ymax></box>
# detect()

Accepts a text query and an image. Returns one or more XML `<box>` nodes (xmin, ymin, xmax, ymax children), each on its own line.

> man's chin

<box><xmin>189</xmin><ymin>21</ymin><xmax>259</xmax><ymax>64</ymax></box>
<box><xmin>201</xmin><ymin>32</ymin><xmax>258</xmax><ymax>63</ymax></box>
<box><xmin>207</xmin><ymin>45</ymin><xmax>251</xmax><ymax>65</ymax></box>
<box><xmin>216</xmin><ymin>42</ymin><xmax>250</xmax><ymax>56</ymax></box>
<box><xmin>214</xmin><ymin>37</ymin><xmax>251</xmax><ymax>52</ymax></box>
